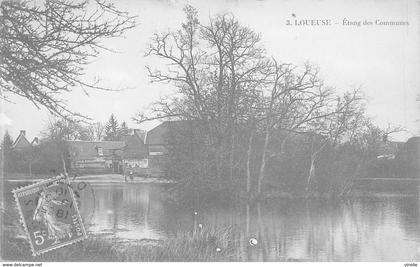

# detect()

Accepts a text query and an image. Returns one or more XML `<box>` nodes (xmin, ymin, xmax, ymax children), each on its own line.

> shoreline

<box><xmin>4</xmin><ymin>173</ymin><xmax>417</xmax><ymax>200</ymax></box>
<box><xmin>5</xmin><ymin>173</ymin><xmax>177</xmax><ymax>184</ymax></box>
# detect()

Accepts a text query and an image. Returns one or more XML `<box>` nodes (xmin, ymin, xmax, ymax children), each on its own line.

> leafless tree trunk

<box><xmin>304</xmin><ymin>89</ymin><xmax>366</xmax><ymax>193</ymax></box>
<box><xmin>255</xmin><ymin>61</ymin><xmax>328</xmax><ymax>196</ymax></box>
<box><xmin>257</xmin><ymin>128</ymin><xmax>271</xmax><ymax>195</ymax></box>
<box><xmin>137</xmin><ymin>7</ymin><xmax>267</xmax><ymax>193</ymax></box>
<box><xmin>229</xmin><ymin>133</ymin><xmax>235</xmax><ymax>181</ymax></box>
<box><xmin>306</xmin><ymin>156</ymin><xmax>316</xmax><ymax>192</ymax></box>
<box><xmin>306</xmin><ymin>143</ymin><xmax>326</xmax><ymax>192</ymax></box>
<box><xmin>246</xmin><ymin>128</ymin><xmax>255</xmax><ymax>194</ymax></box>
<box><xmin>61</xmin><ymin>153</ymin><xmax>67</xmax><ymax>175</ymax></box>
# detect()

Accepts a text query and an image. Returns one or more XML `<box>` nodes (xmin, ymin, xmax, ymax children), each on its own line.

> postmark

<box><xmin>13</xmin><ymin>175</ymin><xmax>87</xmax><ymax>256</ymax></box>
<box><xmin>70</xmin><ymin>180</ymin><xmax>96</xmax><ymax>225</ymax></box>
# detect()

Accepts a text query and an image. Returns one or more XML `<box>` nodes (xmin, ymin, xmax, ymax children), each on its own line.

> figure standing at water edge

<box><xmin>124</xmin><ymin>167</ymin><xmax>134</xmax><ymax>182</ymax></box>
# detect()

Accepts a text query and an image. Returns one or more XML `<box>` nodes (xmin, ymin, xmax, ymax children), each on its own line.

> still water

<box><xmin>83</xmin><ymin>183</ymin><xmax>420</xmax><ymax>261</ymax></box>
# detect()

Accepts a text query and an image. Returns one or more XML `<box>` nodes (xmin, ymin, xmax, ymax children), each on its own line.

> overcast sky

<box><xmin>1</xmin><ymin>0</ymin><xmax>419</xmax><ymax>141</ymax></box>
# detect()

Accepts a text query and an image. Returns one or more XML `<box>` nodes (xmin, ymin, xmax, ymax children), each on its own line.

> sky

<box><xmin>1</xmin><ymin>0</ymin><xmax>419</xmax><ymax>142</ymax></box>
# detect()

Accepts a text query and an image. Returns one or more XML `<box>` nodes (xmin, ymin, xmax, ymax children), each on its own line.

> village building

<box><xmin>376</xmin><ymin>139</ymin><xmax>406</xmax><ymax>160</ymax></box>
<box><xmin>12</xmin><ymin>130</ymin><xmax>39</xmax><ymax>150</ymax></box>
<box><xmin>8</xmin><ymin>127</ymin><xmax>419</xmax><ymax>179</ymax></box>
<box><xmin>67</xmin><ymin>140</ymin><xmax>125</xmax><ymax>174</ymax></box>
<box><xmin>121</xmin><ymin>129</ymin><xmax>149</xmax><ymax>175</ymax></box>
<box><xmin>145</xmin><ymin>120</ymin><xmax>201</xmax><ymax>177</ymax></box>
<box><xmin>67</xmin><ymin>129</ymin><xmax>148</xmax><ymax>174</ymax></box>
<box><xmin>2</xmin><ymin>130</ymin><xmax>39</xmax><ymax>175</ymax></box>
<box><xmin>405</xmin><ymin>136</ymin><xmax>420</xmax><ymax>178</ymax></box>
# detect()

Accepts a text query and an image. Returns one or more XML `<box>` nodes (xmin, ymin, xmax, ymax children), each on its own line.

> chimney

<box><xmin>20</xmin><ymin>130</ymin><xmax>26</xmax><ymax>136</ymax></box>
<box><xmin>32</xmin><ymin>137</ymin><xmax>39</xmax><ymax>146</ymax></box>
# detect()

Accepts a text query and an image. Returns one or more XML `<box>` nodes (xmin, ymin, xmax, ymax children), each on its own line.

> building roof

<box><xmin>121</xmin><ymin>134</ymin><xmax>148</xmax><ymax>159</ymax></box>
<box><xmin>132</xmin><ymin>129</ymin><xmax>146</xmax><ymax>142</ymax></box>
<box><xmin>67</xmin><ymin>140</ymin><xmax>125</xmax><ymax>160</ymax></box>
<box><xmin>67</xmin><ymin>135</ymin><xmax>148</xmax><ymax>160</ymax></box>
<box><xmin>12</xmin><ymin>130</ymin><xmax>32</xmax><ymax>149</ymax></box>
<box><xmin>406</xmin><ymin>136</ymin><xmax>420</xmax><ymax>145</ymax></box>
<box><xmin>376</xmin><ymin>140</ymin><xmax>405</xmax><ymax>157</ymax></box>
<box><xmin>145</xmin><ymin>120</ymin><xmax>200</xmax><ymax>145</ymax></box>
<box><xmin>406</xmin><ymin>136</ymin><xmax>420</xmax><ymax>154</ymax></box>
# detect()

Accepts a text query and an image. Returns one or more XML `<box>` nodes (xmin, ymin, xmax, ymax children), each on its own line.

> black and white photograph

<box><xmin>0</xmin><ymin>0</ymin><xmax>419</xmax><ymax>264</ymax></box>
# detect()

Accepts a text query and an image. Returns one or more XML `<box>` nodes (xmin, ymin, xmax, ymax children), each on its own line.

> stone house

<box><xmin>67</xmin><ymin>129</ymin><xmax>149</xmax><ymax>174</ymax></box>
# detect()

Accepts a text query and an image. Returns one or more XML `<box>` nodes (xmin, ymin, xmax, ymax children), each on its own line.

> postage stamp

<box><xmin>12</xmin><ymin>175</ymin><xmax>87</xmax><ymax>256</ymax></box>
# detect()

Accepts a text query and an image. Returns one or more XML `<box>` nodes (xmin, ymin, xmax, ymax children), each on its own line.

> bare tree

<box><xmin>42</xmin><ymin>117</ymin><xmax>92</xmax><ymax>173</ymax></box>
<box><xmin>87</xmin><ymin>121</ymin><xmax>105</xmax><ymax>141</ymax></box>
<box><xmin>43</xmin><ymin>117</ymin><xmax>92</xmax><ymax>141</ymax></box>
<box><xmin>338</xmin><ymin>119</ymin><xmax>404</xmax><ymax>196</ymax></box>
<box><xmin>0</xmin><ymin>0</ymin><xmax>136</xmax><ymax>119</ymax></box>
<box><xmin>135</xmin><ymin>6</ymin><xmax>268</xmax><ymax>189</ymax></box>
<box><xmin>135</xmin><ymin>5</ymin><xmax>373</xmax><ymax>199</ymax></box>
<box><xmin>301</xmin><ymin>89</ymin><xmax>365</xmax><ymax>193</ymax></box>
<box><xmin>253</xmin><ymin>61</ymin><xmax>339</xmax><ymax>195</ymax></box>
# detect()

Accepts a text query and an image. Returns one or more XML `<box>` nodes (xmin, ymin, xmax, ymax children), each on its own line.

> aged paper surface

<box><xmin>1</xmin><ymin>0</ymin><xmax>419</xmax><ymax>264</ymax></box>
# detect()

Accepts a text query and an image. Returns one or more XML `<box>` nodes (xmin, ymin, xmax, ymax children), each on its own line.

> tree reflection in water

<box><xmin>87</xmin><ymin>184</ymin><xmax>419</xmax><ymax>261</ymax></box>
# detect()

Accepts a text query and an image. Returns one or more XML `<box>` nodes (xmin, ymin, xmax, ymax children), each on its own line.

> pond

<box><xmin>3</xmin><ymin>180</ymin><xmax>419</xmax><ymax>261</ymax></box>
<box><xmin>83</xmin><ymin>183</ymin><xmax>419</xmax><ymax>261</ymax></box>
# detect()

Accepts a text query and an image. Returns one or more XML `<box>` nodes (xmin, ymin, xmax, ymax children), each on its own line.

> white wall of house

<box><xmin>123</xmin><ymin>159</ymin><xmax>148</xmax><ymax>168</ymax></box>
<box><xmin>75</xmin><ymin>159</ymin><xmax>106</xmax><ymax>169</ymax></box>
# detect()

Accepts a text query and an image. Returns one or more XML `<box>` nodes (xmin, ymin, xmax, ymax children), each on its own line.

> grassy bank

<box><xmin>1</xmin><ymin>197</ymin><xmax>235</xmax><ymax>261</ymax></box>
<box><xmin>2</xmin><ymin>226</ymin><xmax>234</xmax><ymax>262</ymax></box>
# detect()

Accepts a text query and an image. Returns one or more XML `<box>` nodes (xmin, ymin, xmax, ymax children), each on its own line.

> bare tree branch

<box><xmin>0</xmin><ymin>0</ymin><xmax>137</xmax><ymax>119</ymax></box>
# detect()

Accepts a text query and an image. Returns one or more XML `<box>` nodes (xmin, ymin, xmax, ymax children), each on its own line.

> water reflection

<box><xmin>89</xmin><ymin>184</ymin><xmax>170</xmax><ymax>240</ymax></box>
<box><xmin>88</xmin><ymin>183</ymin><xmax>420</xmax><ymax>261</ymax></box>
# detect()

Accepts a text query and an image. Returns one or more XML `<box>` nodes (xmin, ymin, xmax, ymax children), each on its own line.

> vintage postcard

<box><xmin>0</xmin><ymin>0</ymin><xmax>419</xmax><ymax>264</ymax></box>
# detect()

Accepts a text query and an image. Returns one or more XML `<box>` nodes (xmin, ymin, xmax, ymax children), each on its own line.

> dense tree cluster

<box><xmin>134</xmin><ymin>6</ymin><xmax>405</xmax><ymax>201</ymax></box>
<box><xmin>1</xmin><ymin>114</ymin><xmax>132</xmax><ymax>175</ymax></box>
<box><xmin>104</xmin><ymin>114</ymin><xmax>130</xmax><ymax>141</ymax></box>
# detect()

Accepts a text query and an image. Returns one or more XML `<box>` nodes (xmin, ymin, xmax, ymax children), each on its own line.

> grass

<box><xmin>2</xmin><ymin>179</ymin><xmax>235</xmax><ymax>262</ymax></box>
<box><xmin>124</xmin><ymin>226</ymin><xmax>234</xmax><ymax>261</ymax></box>
<box><xmin>1</xmin><ymin>226</ymin><xmax>235</xmax><ymax>262</ymax></box>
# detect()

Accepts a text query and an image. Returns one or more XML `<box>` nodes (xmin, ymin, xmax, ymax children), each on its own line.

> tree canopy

<box><xmin>104</xmin><ymin>114</ymin><xmax>119</xmax><ymax>141</ymax></box>
<box><xmin>1</xmin><ymin>130</ymin><xmax>14</xmax><ymax>151</ymax></box>
<box><xmin>0</xmin><ymin>0</ymin><xmax>136</xmax><ymax>119</ymax></box>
